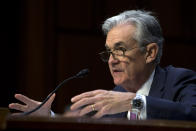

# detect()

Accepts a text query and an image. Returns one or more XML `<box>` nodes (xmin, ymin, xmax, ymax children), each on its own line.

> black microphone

<box><xmin>22</xmin><ymin>68</ymin><xmax>89</xmax><ymax>116</ymax></box>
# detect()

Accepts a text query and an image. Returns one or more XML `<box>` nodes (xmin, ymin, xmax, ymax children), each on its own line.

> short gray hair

<box><xmin>102</xmin><ymin>10</ymin><xmax>164</xmax><ymax>64</ymax></box>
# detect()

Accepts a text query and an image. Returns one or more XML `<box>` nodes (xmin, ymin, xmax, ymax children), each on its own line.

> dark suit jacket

<box><xmin>104</xmin><ymin>65</ymin><xmax>196</xmax><ymax>121</ymax></box>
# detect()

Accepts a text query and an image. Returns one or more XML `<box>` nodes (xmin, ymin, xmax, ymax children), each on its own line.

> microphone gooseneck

<box><xmin>76</xmin><ymin>68</ymin><xmax>89</xmax><ymax>78</ymax></box>
<box><xmin>22</xmin><ymin>68</ymin><xmax>89</xmax><ymax>116</ymax></box>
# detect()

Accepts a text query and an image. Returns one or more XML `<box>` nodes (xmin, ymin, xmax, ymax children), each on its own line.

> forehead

<box><xmin>105</xmin><ymin>24</ymin><xmax>136</xmax><ymax>48</ymax></box>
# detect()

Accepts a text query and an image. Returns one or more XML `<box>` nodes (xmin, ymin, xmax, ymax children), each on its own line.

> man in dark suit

<box><xmin>70</xmin><ymin>10</ymin><xmax>196</xmax><ymax>120</ymax></box>
<box><xmin>9</xmin><ymin>10</ymin><xmax>196</xmax><ymax>120</ymax></box>
<box><xmin>102</xmin><ymin>66</ymin><xmax>196</xmax><ymax>120</ymax></box>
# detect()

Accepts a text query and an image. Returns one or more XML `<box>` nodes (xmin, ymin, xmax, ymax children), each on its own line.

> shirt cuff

<box><xmin>50</xmin><ymin>110</ymin><xmax>55</xmax><ymax>117</ymax></box>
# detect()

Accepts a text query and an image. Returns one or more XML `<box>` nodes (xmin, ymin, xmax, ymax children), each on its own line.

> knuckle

<box><xmin>83</xmin><ymin>92</ymin><xmax>90</xmax><ymax>97</ymax></box>
<box><xmin>102</xmin><ymin>106</ymin><xmax>111</xmax><ymax>114</ymax></box>
<box><xmin>95</xmin><ymin>89</ymin><xmax>104</xmax><ymax>93</ymax></box>
<box><xmin>96</xmin><ymin>96</ymin><xmax>102</xmax><ymax>101</ymax></box>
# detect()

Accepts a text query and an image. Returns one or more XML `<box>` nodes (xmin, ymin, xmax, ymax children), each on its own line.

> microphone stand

<box><xmin>21</xmin><ymin>69</ymin><xmax>89</xmax><ymax>116</ymax></box>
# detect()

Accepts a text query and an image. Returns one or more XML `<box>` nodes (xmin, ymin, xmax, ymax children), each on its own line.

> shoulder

<box><xmin>162</xmin><ymin>65</ymin><xmax>196</xmax><ymax>78</ymax></box>
<box><xmin>151</xmin><ymin>65</ymin><xmax>196</xmax><ymax>100</ymax></box>
<box><xmin>158</xmin><ymin>65</ymin><xmax>196</xmax><ymax>87</ymax></box>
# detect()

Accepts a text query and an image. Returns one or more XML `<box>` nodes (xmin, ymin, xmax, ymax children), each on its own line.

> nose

<box><xmin>108</xmin><ymin>54</ymin><xmax>119</xmax><ymax>65</ymax></box>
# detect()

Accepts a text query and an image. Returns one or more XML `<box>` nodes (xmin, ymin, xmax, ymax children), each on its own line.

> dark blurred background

<box><xmin>0</xmin><ymin>0</ymin><xmax>196</xmax><ymax>113</ymax></box>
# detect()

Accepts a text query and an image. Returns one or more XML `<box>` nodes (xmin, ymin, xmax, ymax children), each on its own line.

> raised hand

<box><xmin>70</xmin><ymin>90</ymin><xmax>136</xmax><ymax>118</ymax></box>
<box><xmin>9</xmin><ymin>93</ymin><xmax>55</xmax><ymax>116</ymax></box>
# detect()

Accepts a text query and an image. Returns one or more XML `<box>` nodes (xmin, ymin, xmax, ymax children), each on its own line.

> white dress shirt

<box><xmin>127</xmin><ymin>70</ymin><xmax>155</xmax><ymax>120</ymax></box>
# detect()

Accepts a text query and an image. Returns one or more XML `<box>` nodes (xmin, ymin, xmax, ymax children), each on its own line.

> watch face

<box><xmin>133</xmin><ymin>98</ymin><xmax>143</xmax><ymax>110</ymax></box>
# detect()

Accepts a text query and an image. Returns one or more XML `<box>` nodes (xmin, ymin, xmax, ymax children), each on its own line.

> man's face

<box><xmin>106</xmin><ymin>24</ymin><xmax>147</xmax><ymax>91</ymax></box>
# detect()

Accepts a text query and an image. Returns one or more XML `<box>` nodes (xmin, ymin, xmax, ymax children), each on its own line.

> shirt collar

<box><xmin>136</xmin><ymin>69</ymin><xmax>155</xmax><ymax>96</ymax></box>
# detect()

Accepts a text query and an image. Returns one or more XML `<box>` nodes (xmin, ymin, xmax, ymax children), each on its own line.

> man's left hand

<box><xmin>70</xmin><ymin>89</ymin><xmax>136</xmax><ymax>118</ymax></box>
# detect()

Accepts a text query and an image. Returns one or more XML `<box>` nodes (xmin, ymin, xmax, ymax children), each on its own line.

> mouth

<box><xmin>112</xmin><ymin>69</ymin><xmax>123</xmax><ymax>74</ymax></box>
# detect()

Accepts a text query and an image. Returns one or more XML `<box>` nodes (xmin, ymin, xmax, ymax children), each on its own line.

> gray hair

<box><xmin>102</xmin><ymin>10</ymin><xmax>164</xmax><ymax>64</ymax></box>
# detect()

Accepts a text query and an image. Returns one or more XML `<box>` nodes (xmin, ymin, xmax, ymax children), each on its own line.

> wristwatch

<box><xmin>130</xmin><ymin>95</ymin><xmax>144</xmax><ymax>120</ymax></box>
<box><xmin>131</xmin><ymin>95</ymin><xmax>144</xmax><ymax>110</ymax></box>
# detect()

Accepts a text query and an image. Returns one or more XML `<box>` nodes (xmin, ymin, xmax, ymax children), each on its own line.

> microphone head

<box><xmin>76</xmin><ymin>68</ymin><xmax>89</xmax><ymax>78</ymax></box>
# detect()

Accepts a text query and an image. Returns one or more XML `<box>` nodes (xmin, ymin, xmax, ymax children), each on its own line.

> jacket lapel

<box><xmin>148</xmin><ymin>66</ymin><xmax>167</xmax><ymax>98</ymax></box>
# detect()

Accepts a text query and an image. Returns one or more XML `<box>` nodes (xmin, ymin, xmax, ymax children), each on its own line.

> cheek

<box><xmin>112</xmin><ymin>64</ymin><xmax>130</xmax><ymax>84</ymax></box>
<box><xmin>123</xmin><ymin>64</ymin><xmax>134</xmax><ymax>80</ymax></box>
<box><xmin>123</xmin><ymin>59</ymin><xmax>144</xmax><ymax>79</ymax></box>
<box><xmin>126</xmin><ymin>59</ymin><xmax>146</xmax><ymax>80</ymax></box>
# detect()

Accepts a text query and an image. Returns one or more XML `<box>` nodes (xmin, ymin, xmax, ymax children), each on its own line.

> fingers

<box><xmin>71</xmin><ymin>97</ymin><xmax>97</xmax><ymax>110</ymax></box>
<box><xmin>9</xmin><ymin>103</ymin><xmax>27</xmax><ymax>112</ymax></box>
<box><xmin>45</xmin><ymin>93</ymin><xmax>56</xmax><ymax>108</ymax></box>
<box><xmin>10</xmin><ymin>112</ymin><xmax>23</xmax><ymax>116</ymax></box>
<box><xmin>71</xmin><ymin>91</ymin><xmax>94</xmax><ymax>102</ymax></box>
<box><xmin>79</xmin><ymin>104</ymin><xmax>107</xmax><ymax>118</ymax></box>
<box><xmin>70</xmin><ymin>90</ymin><xmax>107</xmax><ymax>117</ymax></box>
<box><xmin>92</xmin><ymin>105</ymin><xmax>110</xmax><ymax>118</ymax></box>
<box><xmin>93</xmin><ymin>110</ymin><xmax>106</xmax><ymax>118</ymax></box>
<box><xmin>79</xmin><ymin>102</ymin><xmax>103</xmax><ymax>116</ymax></box>
<box><xmin>15</xmin><ymin>94</ymin><xmax>35</xmax><ymax>105</ymax></box>
<box><xmin>71</xmin><ymin>90</ymin><xmax>105</xmax><ymax>103</ymax></box>
<box><xmin>9</xmin><ymin>93</ymin><xmax>55</xmax><ymax>117</ymax></box>
<box><xmin>79</xmin><ymin>104</ymin><xmax>94</xmax><ymax>116</ymax></box>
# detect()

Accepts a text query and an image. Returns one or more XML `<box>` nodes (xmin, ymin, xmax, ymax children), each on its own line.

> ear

<box><xmin>145</xmin><ymin>43</ymin><xmax>159</xmax><ymax>64</ymax></box>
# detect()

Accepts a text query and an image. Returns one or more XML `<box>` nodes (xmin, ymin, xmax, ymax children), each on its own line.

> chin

<box><xmin>113</xmin><ymin>78</ymin><xmax>124</xmax><ymax>86</ymax></box>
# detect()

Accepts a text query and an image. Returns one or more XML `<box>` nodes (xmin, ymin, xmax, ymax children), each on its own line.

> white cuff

<box><xmin>50</xmin><ymin>110</ymin><xmax>55</xmax><ymax>117</ymax></box>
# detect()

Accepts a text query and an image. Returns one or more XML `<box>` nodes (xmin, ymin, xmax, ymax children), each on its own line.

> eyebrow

<box><xmin>105</xmin><ymin>41</ymin><xmax>126</xmax><ymax>49</ymax></box>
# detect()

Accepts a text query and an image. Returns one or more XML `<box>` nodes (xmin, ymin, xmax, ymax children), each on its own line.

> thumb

<box><xmin>45</xmin><ymin>93</ymin><xmax>56</xmax><ymax>108</ymax></box>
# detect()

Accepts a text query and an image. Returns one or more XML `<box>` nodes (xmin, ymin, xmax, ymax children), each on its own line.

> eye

<box><xmin>115</xmin><ymin>47</ymin><xmax>127</xmax><ymax>52</ymax></box>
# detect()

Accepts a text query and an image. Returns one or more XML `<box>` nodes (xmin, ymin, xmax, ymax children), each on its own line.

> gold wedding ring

<box><xmin>91</xmin><ymin>104</ymin><xmax>95</xmax><ymax>111</ymax></box>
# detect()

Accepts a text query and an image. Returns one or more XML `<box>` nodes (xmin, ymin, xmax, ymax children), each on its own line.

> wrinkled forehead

<box><xmin>105</xmin><ymin>24</ymin><xmax>137</xmax><ymax>49</ymax></box>
<box><xmin>105</xmin><ymin>41</ymin><xmax>125</xmax><ymax>49</ymax></box>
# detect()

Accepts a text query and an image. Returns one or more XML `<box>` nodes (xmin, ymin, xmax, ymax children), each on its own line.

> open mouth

<box><xmin>113</xmin><ymin>69</ymin><xmax>123</xmax><ymax>73</ymax></box>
